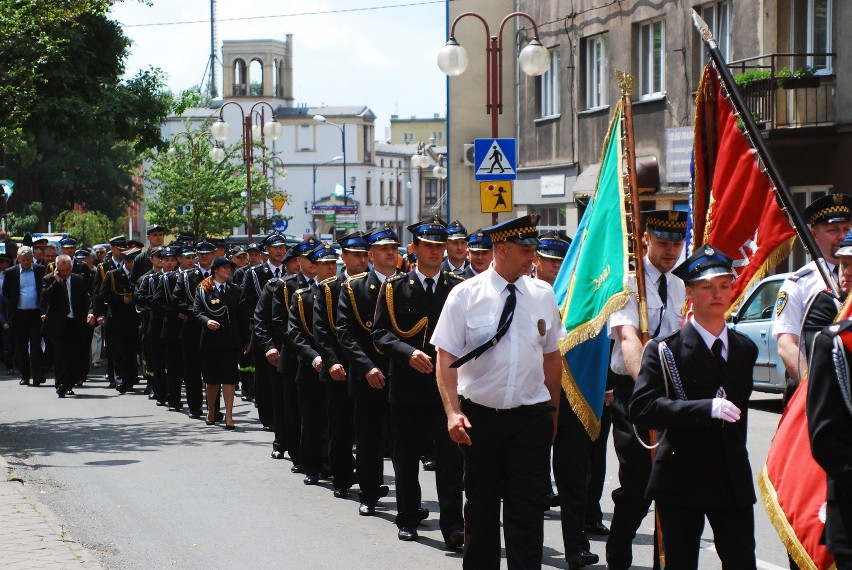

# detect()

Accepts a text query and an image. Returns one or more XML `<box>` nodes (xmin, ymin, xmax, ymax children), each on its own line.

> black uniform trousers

<box><xmin>325</xmin><ymin>378</ymin><xmax>354</xmax><ymax>489</ymax></box>
<box><xmin>391</xmin><ymin>402</ymin><xmax>463</xmax><ymax>539</ymax></box>
<box><xmin>150</xmin><ymin>333</ymin><xmax>167</xmax><ymax>402</ymax></box>
<box><xmin>297</xmin><ymin>363</ymin><xmax>327</xmax><ymax>476</ymax></box>
<box><xmin>273</xmin><ymin>356</ymin><xmax>301</xmax><ymax>464</ymax></box>
<box><xmin>656</xmin><ymin>501</ymin><xmax>755</xmax><ymax>569</ymax></box>
<box><xmin>103</xmin><ymin>320</ymin><xmax>116</xmax><ymax>384</ymax></box>
<box><xmin>253</xmin><ymin>340</ymin><xmax>273</xmax><ymax>427</ymax></box>
<box><xmin>553</xmin><ymin>392</ymin><xmax>593</xmax><ymax>559</ymax></box>
<box><xmin>50</xmin><ymin>318</ymin><xmax>84</xmax><ymax>392</ymax></box>
<box><xmin>111</xmin><ymin>327</ymin><xmax>138</xmax><ymax>388</ymax></box>
<box><xmin>182</xmin><ymin>324</ymin><xmax>204</xmax><ymax>413</ymax></box>
<box><xmin>165</xmin><ymin>340</ymin><xmax>184</xmax><ymax>409</ymax></box>
<box><xmin>78</xmin><ymin>323</ymin><xmax>94</xmax><ymax>383</ymax></box>
<box><xmin>12</xmin><ymin>309</ymin><xmax>45</xmax><ymax>381</ymax></box>
<box><xmin>459</xmin><ymin>398</ymin><xmax>552</xmax><ymax>569</ymax></box>
<box><xmin>586</xmin><ymin>401</ymin><xmax>612</xmax><ymax>526</ymax></box>
<box><xmin>355</xmin><ymin>396</ymin><xmax>389</xmax><ymax>504</ymax></box>
<box><xmin>607</xmin><ymin>373</ymin><xmax>654</xmax><ymax>570</ymax></box>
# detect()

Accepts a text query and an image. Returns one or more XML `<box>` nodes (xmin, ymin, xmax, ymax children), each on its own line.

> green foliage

<box><xmin>732</xmin><ymin>68</ymin><xmax>772</xmax><ymax>87</ymax></box>
<box><xmin>144</xmin><ymin>120</ymin><xmax>287</xmax><ymax>240</ymax></box>
<box><xmin>54</xmin><ymin>210</ymin><xmax>119</xmax><ymax>247</ymax></box>
<box><xmin>6</xmin><ymin>202</ymin><xmax>43</xmax><ymax>237</ymax></box>
<box><xmin>0</xmin><ymin>1</ymin><xmax>172</xmax><ymax>223</ymax></box>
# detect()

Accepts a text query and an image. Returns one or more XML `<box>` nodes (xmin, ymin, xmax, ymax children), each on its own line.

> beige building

<box><xmin>388</xmin><ymin>114</ymin><xmax>446</xmax><ymax>145</ymax></box>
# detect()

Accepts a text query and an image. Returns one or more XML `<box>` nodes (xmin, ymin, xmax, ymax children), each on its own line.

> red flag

<box><xmin>759</xmin><ymin>381</ymin><xmax>833</xmax><ymax>570</ymax></box>
<box><xmin>692</xmin><ymin>65</ymin><xmax>796</xmax><ymax>311</ymax></box>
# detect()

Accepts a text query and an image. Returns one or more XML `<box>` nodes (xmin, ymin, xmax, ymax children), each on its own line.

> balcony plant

<box><xmin>732</xmin><ymin>68</ymin><xmax>773</xmax><ymax>90</ymax></box>
<box><xmin>776</xmin><ymin>66</ymin><xmax>820</xmax><ymax>89</ymax></box>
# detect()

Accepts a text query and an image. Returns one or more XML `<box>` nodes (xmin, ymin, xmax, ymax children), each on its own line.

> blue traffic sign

<box><xmin>474</xmin><ymin>138</ymin><xmax>516</xmax><ymax>181</ymax></box>
<box><xmin>274</xmin><ymin>219</ymin><xmax>288</xmax><ymax>232</ymax></box>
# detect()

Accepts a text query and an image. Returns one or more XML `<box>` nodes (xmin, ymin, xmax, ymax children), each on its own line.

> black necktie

<box><xmin>712</xmin><ymin>338</ymin><xmax>726</xmax><ymax>369</ymax></box>
<box><xmin>832</xmin><ymin>265</ymin><xmax>839</xmax><ymax>282</ymax></box>
<box><xmin>274</xmin><ymin>267</ymin><xmax>280</xmax><ymax>278</ymax></box>
<box><xmin>62</xmin><ymin>279</ymin><xmax>71</xmax><ymax>315</ymax></box>
<box><xmin>451</xmin><ymin>284</ymin><xmax>516</xmax><ymax>368</ymax></box>
<box><xmin>218</xmin><ymin>284</ymin><xmax>225</xmax><ymax>295</ymax></box>
<box><xmin>652</xmin><ymin>275</ymin><xmax>668</xmax><ymax>338</ymax></box>
<box><xmin>424</xmin><ymin>277</ymin><xmax>435</xmax><ymax>296</ymax></box>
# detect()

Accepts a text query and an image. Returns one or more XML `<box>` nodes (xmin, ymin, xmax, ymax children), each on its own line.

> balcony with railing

<box><xmin>726</xmin><ymin>53</ymin><xmax>836</xmax><ymax>130</ymax></box>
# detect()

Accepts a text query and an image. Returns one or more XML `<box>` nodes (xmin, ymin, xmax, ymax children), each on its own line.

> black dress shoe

<box><xmin>378</xmin><ymin>485</ymin><xmax>390</xmax><ymax>498</ymax></box>
<box><xmin>107</xmin><ymin>381</ymin><xmax>116</xmax><ymax>388</ymax></box>
<box><xmin>566</xmin><ymin>550</ymin><xmax>599</xmax><ymax>569</ymax></box>
<box><xmin>116</xmin><ymin>385</ymin><xmax>127</xmax><ymax>394</ymax></box>
<box><xmin>303</xmin><ymin>474</ymin><xmax>319</xmax><ymax>486</ymax></box>
<box><xmin>205</xmin><ymin>419</ymin><xmax>216</xmax><ymax>426</ymax></box>
<box><xmin>66</xmin><ymin>389</ymin><xmax>75</xmax><ymax>396</ymax></box>
<box><xmin>290</xmin><ymin>465</ymin><xmax>303</xmax><ymax>474</ymax></box>
<box><xmin>156</xmin><ymin>400</ymin><xmax>167</xmax><ymax>406</ymax></box>
<box><xmin>19</xmin><ymin>379</ymin><xmax>29</xmax><ymax>386</ymax></box>
<box><xmin>546</xmin><ymin>491</ymin><xmax>560</xmax><ymax>508</ymax></box>
<box><xmin>417</xmin><ymin>506</ymin><xmax>429</xmax><ymax>521</ymax></box>
<box><xmin>271</xmin><ymin>450</ymin><xmax>284</xmax><ymax>460</ymax></box>
<box><xmin>333</xmin><ymin>487</ymin><xmax>349</xmax><ymax>499</ymax></box>
<box><xmin>358</xmin><ymin>502</ymin><xmax>375</xmax><ymax>516</ymax></box>
<box><xmin>397</xmin><ymin>527</ymin><xmax>418</xmax><ymax>541</ymax></box>
<box><xmin>56</xmin><ymin>388</ymin><xmax>66</xmax><ymax>398</ymax></box>
<box><xmin>445</xmin><ymin>528</ymin><xmax>464</xmax><ymax>551</ymax></box>
<box><xmin>34</xmin><ymin>377</ymin><xmax>46</xmax><ymax>385</ymax></box>
<box><xmin>583</xmin><ymin>521</ymin><xmax>610</xmax><ymax>536</ymax></box>
<box><xmin>421</xmin><ymin>459</ymin><xmax>436</xmax><ymax>471</ymax></box>
<box><xmin>189</xmin><ymin>410</ymin><xmax>202</xmax><ymax>419</ymax></box>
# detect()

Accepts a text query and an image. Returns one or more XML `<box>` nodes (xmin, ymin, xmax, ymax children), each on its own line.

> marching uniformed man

<box><xmin>98</xmin><ymin>247</ymin><xmax>142</xmax><ymax>393</ymax></box>
<box><xmin>774</xmin><ymin>193</ymin><xmax>852</xmax><ymax>405</ymax></box>
<box><xmin>807</xmin><ymin>237</ymin><xmax>852</xmax><ymax>569</ymax></box>
<box><xmin>313</xmin><ymin>231</ymin><xmax>369</xmax><ymax>499</ymax></box>
<box><xmin>153</xmin><ymin>245</ymin><xmax>192</xmax><ymax>411</ymax></box>
<box><xmin>239</xmin><ymin>233</ymin><xmax>291</xmax><ymax>429</ymax></box>
<box><xmin>630</xmin><ymin>244</ymin><xmax>758</xmax><ymax>569</ymax></box>
<box><xmin>534</xmin><ymin>230</ymin><xmax>571</xmax><ymax>286</ymax></box>
<box><xmin>287</xmin><ymin>243</ymin><xmax>338</xmax><ymax>485</ymax></box>
<box><xmin>462</xmin><ymin>229</ymin><xmax>492</xmax><ymax>278</ymax></box>
<box><xmin>606</xmin><ymin>210</ymin><xmax>687</xmax><ymax>570</ymax></box>
<box><xmin>440</xmin><ymin>219</ymin><xmax>469</xmax><ymax>276</ymax></box>
<box><xmin>130</xmin><ymin>224</ymin><xmax>166</xmax><ymax>282</ymax></box>
<box><xmin>372</xmin><ymin>217</ymin><xmax>465</xmax><ymax>546</ymax></box>
<box><xmin>135</xmin><ymin>246</ymin><xmax>176</xmax><ymax>405</ymax></box>
<box><xmin>337</xmin><ymin>224</ymin><xmax>400</xmax><ymax>516</ymax></box>
<box><xmin>89</xmin><ymin>235</ymin><xmax>126</xmax><ymax>388</ymax></box>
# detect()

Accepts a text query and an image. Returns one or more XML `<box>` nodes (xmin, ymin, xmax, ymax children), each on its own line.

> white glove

<box><xmin>711</xmin><ymin>398</ymin><xmax>741</xmax><ymax>423</ymax></box>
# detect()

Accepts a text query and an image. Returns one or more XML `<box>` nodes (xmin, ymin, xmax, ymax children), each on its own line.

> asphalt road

<box><xmin>0</xmin><ymin>371</ymin><xmax>791</xmax><ymax>569</ymax></box>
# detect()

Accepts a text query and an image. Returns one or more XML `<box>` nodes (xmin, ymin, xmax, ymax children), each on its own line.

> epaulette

<box><xmin>386</xmin><ymin>272</ymin><xmax>406</xmax><ymax>282</ymax></box>
<box><xmin>790</xmin><ymin>264</ymin><xmax>816</xmax><ymax>282</ymax></box>
<box><xmin>319</xmin><ymin>275</ymin><xmax>338</xmax><ymax>286</ymax></box>
<box><xmin>443</xmin><ymin>270</ymin><xmax>465</xmax><ymax>281</ymax></box>
<box><xmin>294</xmin><ymin>288</ymin><xmax>308</xmax><ymax>296</ymax></box>
<box><xmin>346</xmin><ymin>271</ymin><xmax>369</xmax><ymax>284</ymax></box>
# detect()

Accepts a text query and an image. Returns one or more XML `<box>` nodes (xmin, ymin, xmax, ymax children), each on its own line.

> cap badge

<box><xmin>705</xmin><ymin>246</ymin><xmax>715</xmax><ymax>256</ymax></box>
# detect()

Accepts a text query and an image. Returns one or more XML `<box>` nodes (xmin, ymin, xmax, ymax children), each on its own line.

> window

<box><xmin>297</xmin><ymin>125</ymin><xmax>314</xmax><ymax>151</ymax></box>
<box><xmin>638</xmin><ymin>19</ymin><xmax>665</xmax><ymax>98</ymax></box>
<box><xmin>584</xmin><ymin>34</ymin><xmax>609</xmax><ymax>109</ymax></box>
<box><xmin>379</xmin><ymin>180</ymin><xmax>385</xmax><ymax>205</ymax></box>
<box><xmin>701</xmin><ymin>2</ymin><xmax>731</xmax><ymax>64</ymax></box>
<box><xmin>539</xmin><ymin>49</ymin><xmax>560</xmax><ymax>117</ymax></box>
<box><xmin>388</xmin><ymin>180</ymin><xmax>396</xmax><ymax>206</ymax></box>
<box><xmin>424</xmin><ymin>179</ymin><xmax>438</xmax><ymax>205</ymax></box>
<box><xmin>533</xmin><ymin>206</ymin><xmax>567</xmax><ymax>230</ymax></box>
<box><xmin>807</xmin><ymin>0</ymin><xmax>832</xmax><ymax>73</ymax></box>
<box><xmin>738</xmin><ymin>279</ymin><xmax>784</xmax><ymax>322</ymax></box>
<box><xmin>366</xmin><ymin>179</ymin><xmax>372</xmax><ymax>205</ymax></box>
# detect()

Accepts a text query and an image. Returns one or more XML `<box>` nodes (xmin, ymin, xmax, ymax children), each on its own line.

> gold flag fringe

<box><xmin>758</xmin><ymin>466</ymin><xmax>823</xmax><ymax>570</ymax></box>
<box><xmin>561</xmin><ymin>292</ymin><xmax>630</xmax><ymax>354</ymax></box>
<box><xmin>725</xmin><ymin>236</ymin><xmax>797</xmax><ymax>318</ymax></box>
<box><xmin>561</xmin><ymin>359</ymin><xmax>600</xmax><ymax>440</ymax></box>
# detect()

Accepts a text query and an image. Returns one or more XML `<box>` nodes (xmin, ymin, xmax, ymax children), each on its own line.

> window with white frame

<box><xmin>807</xmin><ymin>0</ymin><xmax>832</xmax><ymax>73</ymax></box>
<box><xmin>297</xmin><ymin>124</ymin><xmax>315</xmax><ymax>151</ymax></box>
<box><xmin>701</xmin><ymin>2</ymin><xmax>731</xmax><ymax>65</ymax></box>
<box><xmin>540</xmin><ymin>49</ymin><xmax>560</xmax><ymax>118</ymax></box>
<box><xmin>638</xmin><ymin>19</ymin><xmax>665</xmax><ymax>98</ymax></box>
<box><xmin>584</xmin><ymin>34</ymin><xmax>609</xmax><ymax>109</ymax></box>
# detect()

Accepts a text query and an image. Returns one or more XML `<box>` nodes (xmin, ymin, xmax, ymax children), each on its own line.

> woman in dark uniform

<box><xmin>192</xmin><ymin>256</ymin><xmax>245</xmax><ymax>429</ymax></box>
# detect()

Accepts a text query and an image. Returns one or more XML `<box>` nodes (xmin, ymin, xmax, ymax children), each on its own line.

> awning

<box><xmin>573</xmin><ymin>155</ymin><xmax>660</xmax><ymax>196</ymax></box>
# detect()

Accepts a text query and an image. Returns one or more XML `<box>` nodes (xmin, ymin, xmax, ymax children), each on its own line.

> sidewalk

<box><xmin>0</xmin><ymin>456</ymin><xmax>101</xmax><ymax>569</ymax></box>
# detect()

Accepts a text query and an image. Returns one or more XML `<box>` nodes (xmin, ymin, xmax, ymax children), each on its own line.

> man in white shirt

<box><xmin>433</xmin><ymin>214</ymin><xmax>564</xmax><ymax>568</ymax></box>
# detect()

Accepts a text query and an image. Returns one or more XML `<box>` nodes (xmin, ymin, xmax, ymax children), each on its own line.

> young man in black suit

<box><xmin>630</xmin><ymin>244</ymin><xmax>758</xmax><ymax>569</ymax></box>
<box><xmin>2</xmin><ymin>246</ymin><xmax>47</xmax><ymax>386</ymax></box>
<box><xmin>42</xmin><ymin>255</ymin><xmax>89</xmax><ymax>397</ymax></box>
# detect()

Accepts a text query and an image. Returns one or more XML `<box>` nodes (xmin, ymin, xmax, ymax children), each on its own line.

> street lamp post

<box><xmin>311</xmin><ymin>156</ymin><xmax>344</xmax><ymax>235</ymax></box>
<box><xmin>437</xmin><ymin>11</ymin><xmax>551</xmax><ymax>224</ymax></box>
<box><xmin>210</xmin><ymin>101</ymin><xmax>283</xmax><ymax>243</ymax></box>
<box><xmin>313</xmin><ymin>115</ymin><xmax>347</xmax><ymax>204</ymax></box>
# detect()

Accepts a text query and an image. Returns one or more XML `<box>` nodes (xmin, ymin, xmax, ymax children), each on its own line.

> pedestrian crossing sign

<box><xmin>480</xmin><ymin>181</ymin><xmax>513</xmax><ymax>213</ymax></box>
<box><xmin>474</xmin><ymin>138</ymin><xmax>516</xmax><ymax>181</ymax></box>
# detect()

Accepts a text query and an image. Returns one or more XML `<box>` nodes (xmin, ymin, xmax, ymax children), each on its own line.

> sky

<box><xmin>109</xmin><ymin>0</ymin><xmax>449</xmax><ymax>136</ymax></box>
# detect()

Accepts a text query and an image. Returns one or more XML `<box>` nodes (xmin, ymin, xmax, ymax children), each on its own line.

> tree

<box><xmin>0</xmin><ymin>1</ymin><xmax>172</xmax><ymax>222</ymax></box>
<box><xmin>144</xmin><ymin>120</ymin><xmax>286</xmax><ymax>239</ymax></box>
<box><xmin>6</xmin><ymin>202</ymin><xmax>42</xmax><ymax>237</ymax></box>
<box><xmin>54</xmin><ymin>210</ymin><xmax>119</xmax><ymax>247</ymax></box>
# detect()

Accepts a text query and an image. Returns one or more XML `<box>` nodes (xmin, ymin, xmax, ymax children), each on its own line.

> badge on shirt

<box><xmin>537</xmin><ymin>319</ymin><xmax>546</xmax><ymax>336</ymax></box>
<box><xmin>775</xmin><ymin>291</ymin><xmax>788</xmax><ymax>316</ymax></box>
<box><xmin>211</xmin><ymin>298</ymin><xmax>220</xmax><ymax>305</ymax></box>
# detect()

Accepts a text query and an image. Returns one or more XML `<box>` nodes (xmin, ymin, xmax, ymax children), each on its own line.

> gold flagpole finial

<box><xmin>615</xmin><ymin>70</ymin><xmax>635</xmax><ymax>96</ymax></box>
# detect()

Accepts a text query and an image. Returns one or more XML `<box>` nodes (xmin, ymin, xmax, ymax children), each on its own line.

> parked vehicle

<box><xmin>729</xmin><ymin>272</ymin><xmax>791</xmax><ymax>393</ymax></box>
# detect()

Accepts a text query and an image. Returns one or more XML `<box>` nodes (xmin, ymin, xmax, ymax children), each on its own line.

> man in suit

<box><xmin>131</xmin><ymin>224</ymin><xmax>165</xmax><ymax>283</ymax></box>
<box><xmin>2</xmin><ymin>246</ymin><xmax>47</xmax><ymax>386</ymax></box>
<box><xmin>630</xmin><ymin>244</ymin><xmax>758</xmax><ymax>569</ymax></box>
<box><xmin>337</xmin><ymin>224</ymin><xmax>399</xmax><ymax>516</ymax></box>
<box><xmin>99</xmin><ymin>248</ymin><xmax>143</xmax><ymax>393</ymax></box>
<box><xmin>42</xmin><ymin>255</ymin><xmax>89</xmax><ymax>397</ymax></box>
<box><xmin>373</xmin><ymin>217</ymin><xmax>465</xmax><ymax>546</ymax></box>
<box><xmin>89</xmin><ymin>235</ymin><xmax>126</xmax><ymax>388</ymax></box>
